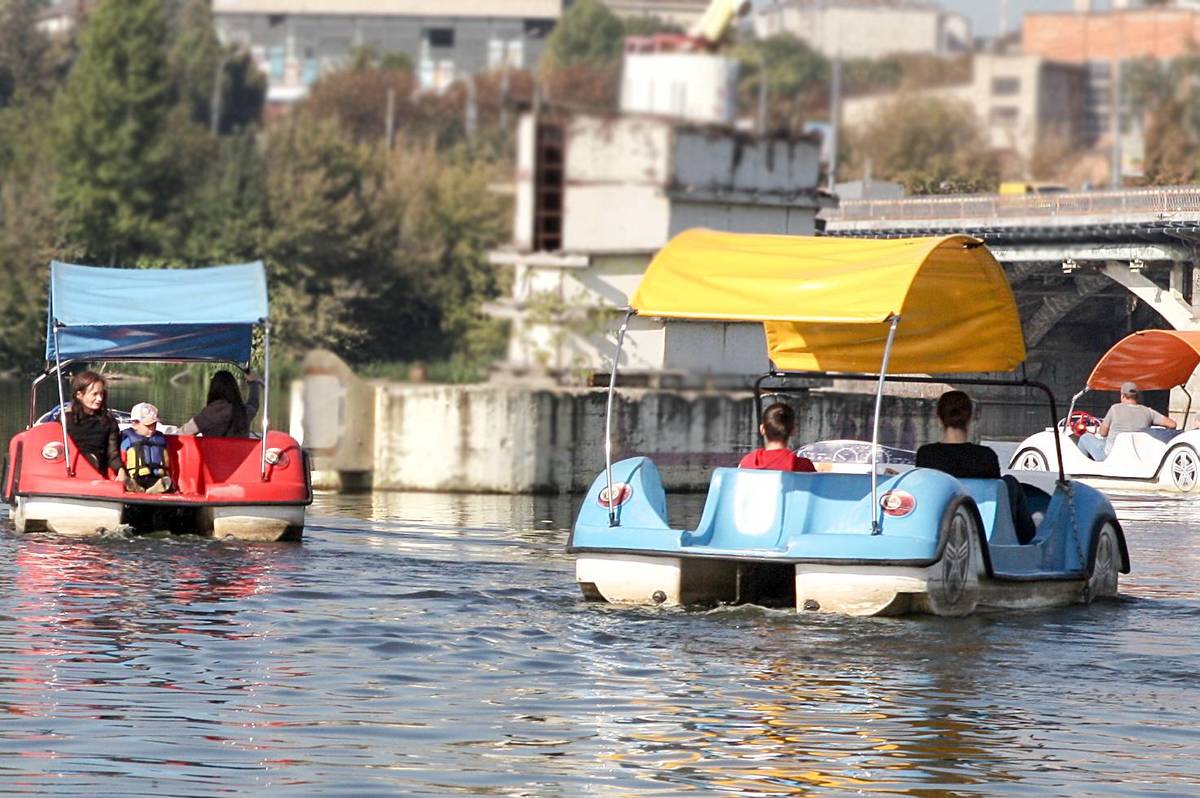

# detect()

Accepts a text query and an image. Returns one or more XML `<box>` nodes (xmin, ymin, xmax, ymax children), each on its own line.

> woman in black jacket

<box><xmin>180</xmin><ymin>370</ymin><xmax>263</xmax><ymax>437</ymax></box>
<box><xmin>63</xmin><ymin>370</ymin><xmax>125</xmax><ymax>480</ymax></box>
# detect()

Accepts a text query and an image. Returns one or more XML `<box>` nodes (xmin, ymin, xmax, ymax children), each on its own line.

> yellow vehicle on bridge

<box><xmin>999</xmin><ymin>181</ymin><xmax>1069</xmax><ymax>196</ymax></box>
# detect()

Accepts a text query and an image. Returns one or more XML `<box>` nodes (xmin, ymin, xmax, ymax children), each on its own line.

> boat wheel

<box><xmin>1085</xmin><ymin>521</ymin><xmax>1120</xmax><ymax>601</ymax></box>
<box><xmin>1165</xmin><ymin>446</ymin><xmax>1200</xmax><ymax>492</ymax></box>
<box><xmin>1012</xmin><ymin>448</ymin><xmax>1048</xmax><ymax>471</ymax></box>
<box><xmin>927</xmin><ymin>500</ymin><xmax>980</xmax><ymax>616</ymax></box>
<box><xmin>941</xmin><ymin>510</ymin><xmax>971</xmax><ymax>606</ymax></box>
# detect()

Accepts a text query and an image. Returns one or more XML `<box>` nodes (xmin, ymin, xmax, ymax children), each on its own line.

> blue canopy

<box><xmin>46</xmin><ymin>261</ymin><xmax>269</xmax><ymax>364</ymax></box>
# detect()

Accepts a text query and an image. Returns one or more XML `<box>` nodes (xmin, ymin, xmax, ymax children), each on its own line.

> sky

<box><xmin>939</xmin><ymin>0</ymin><xmax>1103</xmax><ymax>37</ymax></box>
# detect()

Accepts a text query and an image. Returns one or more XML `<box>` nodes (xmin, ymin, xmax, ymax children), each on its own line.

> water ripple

<box><xmin>0</xmin><ymin>491</ymin><xmax>1198</xmax><ymax>795</ymax></box>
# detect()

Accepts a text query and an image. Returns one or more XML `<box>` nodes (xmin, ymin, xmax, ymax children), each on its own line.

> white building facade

<box><xmin>752</xmin><ymin>0</ymin><xmax>971</xmax><ymax>58</ymax></box>
<box><xmin>488</xmin><ymin>112</ymin><xmax>828</xmax><ymax>383</ymax></box>
<box><xmin>841</xmin><ymin>53</ymin><xmax>1087</xmax><ymax>163</ymax></box>
<box><xmin>600</xmin><ymin>0</ymin><xmax>714</xmax><ymax>29</ymax></box>
<box><xmin>212</xmin><ymin>0</ymin><xmax>561</xmax><ymax>105</ymax></box>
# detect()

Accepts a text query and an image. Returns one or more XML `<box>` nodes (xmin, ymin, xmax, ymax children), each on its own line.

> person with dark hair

<box><xmin>739</xmin><ymin>402</ymin><xmax>816</xmax><ymax>472</ymax></box>
<box><xmin>179</xmin><ymin>369</ymin><xmax>263</xmax><ymax>437</ymax></box>
<box><xmin>62</xmin><ymin>369</ymin><xmax>126</xmax><ymax>480</ymax></box>
<box><xmin>915</xmin><ymin>391</ymin><xmax>998</xmax><ymax>478</ymax></box>
<box><xmin>917</xmin><ymin>390</ymin><xmax>1036</xmax><ymax>544</ymax></box>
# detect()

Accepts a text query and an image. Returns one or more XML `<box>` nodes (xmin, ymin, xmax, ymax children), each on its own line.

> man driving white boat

<box><xmin>1094</xmin><ymin>381</ymin><xmax>1176</xmax><ymax>458</ymax></box>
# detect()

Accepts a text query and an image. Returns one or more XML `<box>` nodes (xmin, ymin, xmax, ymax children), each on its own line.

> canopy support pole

<box><xmin>1066</xmin><ymin>388</ymin><xmax>1087</xmax><ymax>427</ymax></box>
<box><xmin>1181</xmin><ymin>385</ymin><xmax>1193</xmax><ymax>430</ymax></box>
<box><xmin>260</xmin><ymin>320</ymin><xmax>271</xmax><ymax>481</ymax></box>
<box><xmin>52</xmin><ymin>325</ymin><xmax>73</xmax><ymax>477</ymax></box>
<box><xmin>870</xmin><ymin>315</ymin><xmax>900</xmax><ymax>535</ymax></box>
<box><xmin>604</xmin><ymin>310</ymin><xmax>633</xmax><ymax>527</ymax></box>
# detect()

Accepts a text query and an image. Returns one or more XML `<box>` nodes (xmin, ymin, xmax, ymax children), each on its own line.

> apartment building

<box><xmin>212</xmin><ymin>0</ymin><xmax>561</xmax><ymax>105</ymax></box>
<box><xmin>600</xmin><ymin>0</ymin><xmax>713</xmax><ymax>29</ymax></box>
<box><xmin>841</xmin><ymin>54</ymin><xmax>1087</xmax><ymax>163</ymax></box>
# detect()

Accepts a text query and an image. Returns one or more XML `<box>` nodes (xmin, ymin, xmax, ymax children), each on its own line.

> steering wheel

<box><xmin>1061</xmin><ymin>410</ymin><xmax>1100</xmax><ymax>437</ymax></box>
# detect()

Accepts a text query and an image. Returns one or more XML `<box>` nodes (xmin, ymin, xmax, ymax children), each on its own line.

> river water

<box><xmin>0</xmin><ymin>487</ymin><xmax>1197</xmax><ymax>797</ymax></box>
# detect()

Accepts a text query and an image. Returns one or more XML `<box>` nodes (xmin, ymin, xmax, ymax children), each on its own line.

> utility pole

<box><xmin>465</xmin><ymin>74</ymin><xmax>478</xmax><ymax>139</ymax></box>
<box><xmin>1110</xmin><ymin>59</ymin><xmax>1122</xmax><ymax>189</ymax></box>
<box><xmin>827</xmin><ymin>50</ymin><xmax>842</xmax><ymax>191</ymax></box>
<box><xmin>500</xmin><ymin>66</ymin><xmax>511</xmax><ymax>131</ymax></box>
<box><xmin>385</xmin><ymin>86</ymin><xmax>396</xmax><ymax>149</ymax></box>
<box><xmin>210</xmin><ymin>55</ymin><xmax>227</xmax><ymax>135</ymax></box>
<box><xmin>756</xmin><ymin>50</ymin><xmax>768</xmax><ymax>133</ymax></box>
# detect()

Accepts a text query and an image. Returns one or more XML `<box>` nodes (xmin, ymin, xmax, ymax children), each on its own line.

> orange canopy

<box><xmin>1087</xmin><ymin>329</ymin><xmax>1200</xmax><ymax>391</ymax></box>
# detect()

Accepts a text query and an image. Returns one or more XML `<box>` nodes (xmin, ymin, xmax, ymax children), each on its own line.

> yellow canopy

<box><xmin>630</xmin><ymin>228</ymin><xmax>1026</xmax><ymax>373</ymax></box>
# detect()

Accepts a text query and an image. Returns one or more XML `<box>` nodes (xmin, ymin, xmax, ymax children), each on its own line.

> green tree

<box><xmin>0</xmin><ymin>105</ymin><xmax>57</xmax><ymax>373</ymax></box>
<box><xmin>347</xmin><ymin>44</ymin><xmax>413</xmax><ymax>73</ymax></box>
<box><xmin>0</xmin><ymin>0</ymin><xmax>51</xmax><ymax>107</ymax></box>
<box><xmin>169</xmin><ymin>0</ymin><xmax>264</xmax><ymax>134</ymax></box>
<box><xmin>380</xmin><ymin>145</ymin><xmax>510</xmax><ymax>365</ymax></box>
<box><xmin>259</xmin><ymin>113</ymin><xmax>398</xmax><ymax>360</ymax></box>
<box><xmin>180</xmin><ymin>129</ymin><xmax>267</xmax><ymax>263</ymax></box>
<box><xmin>848</xmin><ymin>94</ymin><xmax>999</xmax><ymax>194</ymax></box>
<box><xmin>1126</xmin><ymin>57</ymin><xmax>1200</xmax><ymax>185</ymax></box>
<box><xmin>622</xmin><ymin>15</ymin><xmax>683</xmax><ymax>37</ymax></box>
<box><xmin>306</xmin><ymin>64</ymin><xmax>417</xmax><ymax>144</ymax></box>
<box><xmin>733</xmin><ymin>34</ymin><xmax>829</xmax><ymax>131</ymax></box>
<box><xmin>541</xmin><ymin>0</ymin><xmax>625</xmax><ymax>71</ymax></box>
<box><xmin>54</xmin><ymin>0</ymin><xmax>180</xmax><ymax>263</ymax></box>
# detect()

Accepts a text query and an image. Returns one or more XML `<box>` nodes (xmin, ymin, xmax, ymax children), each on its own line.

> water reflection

<box><xmin>0</xmin><ymin>491</ymin><xmax>1196</xmax><ymax>795</ymax></box>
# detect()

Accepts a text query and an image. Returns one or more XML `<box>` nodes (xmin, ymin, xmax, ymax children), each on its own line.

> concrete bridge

<box><xmin>823</xmin><ymin>186</ymin><xmax>1200</xmax><ymax>411</ymax></box>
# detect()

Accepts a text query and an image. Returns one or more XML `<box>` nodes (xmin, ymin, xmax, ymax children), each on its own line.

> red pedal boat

<box><xmin>2</xmin><ymin>261</ymin><xmax>311</xmax><ymax>540</ymax></box>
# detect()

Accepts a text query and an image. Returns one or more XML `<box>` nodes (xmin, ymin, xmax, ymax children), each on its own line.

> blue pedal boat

<box><xmin>568</xmin><ymin>229</ymin><xmax>1129</xmax><ymax>616</ymax></box>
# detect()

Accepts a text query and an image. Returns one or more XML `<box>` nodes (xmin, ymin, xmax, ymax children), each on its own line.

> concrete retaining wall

<box><xmin>366</xmin><ymin>384</ymin><xmax>946</xmax><ymax>493</ymax></box>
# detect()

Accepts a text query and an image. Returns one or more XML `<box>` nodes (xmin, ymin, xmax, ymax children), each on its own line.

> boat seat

<box><xmin>164</xmin><ymin>435</ymin><xmax>203</xmax><ymax>495</ymax></box>
<box><xmin>684</xmin><ymin>468</ymin><xmax>873</xmax><ymax>551</ymax></box>
<box><xmin>164</xmin><ymin>435</ymin><xmax>266</xmax><ymax>496</ymax></box>
<box><xmin>958</xmin><ymin>478</ymin><xmax>1021</xmax><ymax>545</ymax></box>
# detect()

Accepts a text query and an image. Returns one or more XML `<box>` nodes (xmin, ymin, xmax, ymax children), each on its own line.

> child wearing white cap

<box><xmin>120</xmin><ymin>402</ymin><xmax>174</xmax><ymax>493</ymax></box>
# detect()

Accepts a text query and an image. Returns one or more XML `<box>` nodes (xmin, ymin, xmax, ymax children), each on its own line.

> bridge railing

<box><xmin>827</xmin><ymin>186</ymin><xmax>1200</xmax><ymax>222</ymax></box>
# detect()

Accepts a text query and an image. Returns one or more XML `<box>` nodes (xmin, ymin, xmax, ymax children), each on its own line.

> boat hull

<box><xmin>577</xmin><ymin>554</ymin><xmax>1115</xmax><ymax>618</ymax></box>
<box><xmin>13</xmin><ymin>496</ymin><xmax>124</xmax><ymax>537</ymax></box>
<box><xmin>571</xmin><ymin>458</ymin><xmax>1127</xmax><ymax>618</ymax></box>
<box><xmin>11</xmin><ymin>495</ymin><xmax>306</xmax><ymax>542</ymax></box>
<box><xmin>5</xmin><ymin>425</ymin><xmax>312</xmax><ymax>542</ymax></box>
<box><xmin>205</xmin><ymin>504</ymin><xmax>306</xmax><ymax>542</ymax></box>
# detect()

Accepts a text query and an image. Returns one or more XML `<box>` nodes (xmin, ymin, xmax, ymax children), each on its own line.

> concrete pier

<box><xmin>372</xmin><ymin>384</ymin><xmax>948</xmax><ymax>493</ymax></box>
<box><xmin>302</xmin><ymin>379</ymin><xmax>954</xmax><ymax>493</ymax></box>
<box><xmin>292</xmin><ymin>352</ymin><xmax>1059</xmax><ymax>494</ymax></box>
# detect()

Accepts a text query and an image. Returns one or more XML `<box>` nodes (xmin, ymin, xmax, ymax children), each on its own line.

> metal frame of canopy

<box><xmin>601</xmin><ymin>310</ymin><xmax>904</xmax><ymax>530</ymax></box>
<box><xmin>752</xmin><ymin>371</ymin><xmax>1066</xmax><ymax>484</ymax></box>
<box><xmin>598</xmin><ymin>229</ymin><xmax>1033</xmax><ymax>532</ymax></box>
<box><xmin>37</xmin><ymin>323</ymin><xmax>273</xmax><ymax>481</ymax></box>
<box><xmin>39</xmin><ymin>260</ymin><xmax>274</xmax><ymax>481</ymax></box>
<box><xmin>600</xmin><ymin>313</ymin><xmax>1066</xmax><ymax>532</ymax></box>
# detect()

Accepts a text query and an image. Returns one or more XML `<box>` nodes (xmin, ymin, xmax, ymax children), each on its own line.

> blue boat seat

<box><xmin>959</xmin><ymin>478</ymin><xmax>1020</xmax><ymax>545</ymax></box>
<box><xmin>684</xmin><ymin>469</ymin><xmax>875</xmax><ymax>552</ymax></box>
